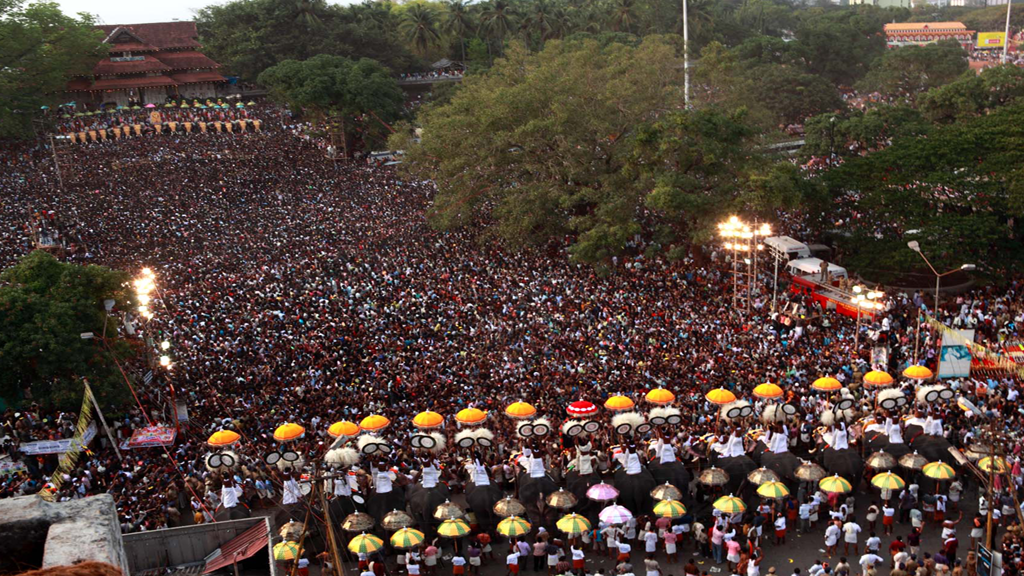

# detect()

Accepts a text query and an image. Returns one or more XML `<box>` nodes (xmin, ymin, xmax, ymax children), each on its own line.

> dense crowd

<box><xmin>1</xmin><ymin>112</ymin><xmax>1024</xmax><ymax>576</ymax></box>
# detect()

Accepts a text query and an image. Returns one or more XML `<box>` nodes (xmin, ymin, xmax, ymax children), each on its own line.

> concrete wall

<box><xmin>0</xmin><ymin>494</ymin><xmax>129</xmax><ymax>574</ymax></box>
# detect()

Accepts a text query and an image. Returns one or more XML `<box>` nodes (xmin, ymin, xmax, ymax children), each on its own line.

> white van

<box><xmin>787</xmin><ymin>257</ymin><xmax>848</xmax><ymax>280</ymax></box>
<box><xmin>763</xmin><ymin>236</ymin><xmax>811</xmax><ymax>263</ymax></box>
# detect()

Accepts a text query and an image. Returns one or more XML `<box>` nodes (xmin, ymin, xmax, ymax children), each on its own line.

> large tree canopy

<box><xmin>0</xmin><ymin>251</ymin><xmax>135</xmax><ymax>409</ymax></box>
<box><xmin>857</xmin><ymin>40</ymin><xmax>969</xmax><ymax>100</ymax></box>
<box><xmin>0</xmin><ymin>1</ymin><xmax>106</xmax><ymax>138</ymax></box>
<box><xmin>821</xmin><ymin>101</ymin><xmax>1024</xmax><ymax>280</ymax></box>
<box><xmin>258</xmin><ymin>54</ymin><xmax>405</xmax><ymax>153</ymax></box>
<box><xmin>395</xmin><ymin>37</ymin><xmax>810</xmax><ymax>263</ymax></box>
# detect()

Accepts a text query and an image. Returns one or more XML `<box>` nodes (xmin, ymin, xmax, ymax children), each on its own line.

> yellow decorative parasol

<box><xmin>328</xmin><ymin>421</ymin><xmax>360</xmax><ymax>438</ymax></box>
<box><xmin>646</xmin><ymin>388</ymin><xmax>676</xmax><ymax>405</ymax></box>
<box><xmin>505</xmin><ymin>402</ymin><xmax>537</xmax><ymax>419</ymax></box>
<box><xmin>455</xmin><ymin>408</ymin><xmax>488</xmax><ymax>425</ymax></box>
<box><xmin>274</xmin><ymin>541</ymin><xmax>303</xmax><ymax>561</ymax></box>
<box><xmin>811</xmin><ymin>377</ymin><xmax>842</xmax><ymax>392</ymax></box>
<box><xmin>705</xmin><ymin>388</ymin><xmax>737</xmax><ymax>405</ymax></box>
<box><xmin>979</xmin><ymin>456</ymin><xmax>1009</xmax><ymax>474</ymax></box>
<box><xmin>604</xmin><ymin>395</ymin><xmax>635</xmax><ymax>411</ymax></box>
<box><xmin>412</xmin><ymin>411</ymin><xmax>444</xmax><ymax>429</ymax></box>
<box><xmin>208</xmin><ymin>430</ymin><xmax>241</xmax><ymax>447</ymax></box>
<box><xmin>863</xmin><ymin>370</ymin><xmax>895</xmax><ymax>387</ymax></box>
<box><xmin>902</xmin><ymin>365</ymin><xmax>934</xmax><ymax>380</ymax></box>
<box><xmin>273</xmin><ymin>423</ymin><xmax>305</xmax><ymax>442</ymax></box>
<box><xmin>359</xmin><ymin>414</ymin><xmax>390</xmax><ymax>432</ymax></box>
<box><xmin>753</xmin><ymin>383</ymin><xmax>784</xmax><ymax>399</ymax></box>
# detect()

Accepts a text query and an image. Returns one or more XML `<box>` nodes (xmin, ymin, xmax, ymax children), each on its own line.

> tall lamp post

<box><xmin>907</xmin><ymin>241</ymin><xmax>976</xmax><ymax>315</ymax></box>
<box><xmin>852</xmin><ymin>285</ymin><xmax>885</xmax><ymax>364</ymax></box>
<box><xmin>718</xmin><ymin>217</ymin><xmax>771</xmax><ymax>313</ymax></box>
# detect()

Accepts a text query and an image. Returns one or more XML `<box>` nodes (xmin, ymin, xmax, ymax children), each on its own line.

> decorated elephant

<box><xmin>407</xmin><ymin>480</ymin><xmax>452</xmax><ymax>532</ymax></box>
<box><xmin>820</xmin><ymin>448</ymin><xmax>864</xmax><ymax>488</ymax></box>
<box><xmin>863</xmin><ymin>433</ymin><xmax>911</xmax><ymax>460</ymax></box>
<box><xmin>760</xmin><ymin>450</ymin><xmax>801</xmax><ymax>483</ymax></box>
<box><xmin>565</xmin><ymin>470</ymin><xmax>602</xmax><ymax>523</ymax></box>
<box><xmin>365</xmin><ymin>461</ymin><xmax>407</xmax><ymax>522</ymax></box>
<box><xmin>464</xmin><ymin>462</ymin><xmax>504</xmax><ymax>533</ymax></box>
<box><xmin>613</xmin><ymin>467</ymin><xmax>658</xmax><ymax>515</ymax></box>
<box><xmin>517</xmin><ymin>471</ymin><xmax>561</xmax><ymax>527</ymax></box>
<box><xmin>906</xmin><ymin>425</ymin><xmax>957</xmax><ymax>466</ymax></box>
<box><xmin>709</xmin><ymin>454</ymin><xmax>758</xmax><ymax>497</ymax></box>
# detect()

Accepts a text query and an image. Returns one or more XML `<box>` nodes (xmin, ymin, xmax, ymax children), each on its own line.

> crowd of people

<box><xmin>1</xmin><ymin>110</ymin><xmax>1023</xmax><ymax>576</ymax></box>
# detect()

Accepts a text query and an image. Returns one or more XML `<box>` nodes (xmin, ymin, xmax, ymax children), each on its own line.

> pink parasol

<box><xmin>144</xmin><ymin>103</ymin><xmax>157</xmax><ymax>108</ymax></box>
<box><xmin>586</xmin><ymin>483</ymin><xmax>620</xmax><ymax>502</ymax></box>
<box><xmin>598</xmin><ymin>504</ymin><xmax>633</xmax><ymax>524</ymax></box>
<box><xmin>566</xmin><ymin>400</ymin><xmax>598</xmax><ymax>418</ymax></box>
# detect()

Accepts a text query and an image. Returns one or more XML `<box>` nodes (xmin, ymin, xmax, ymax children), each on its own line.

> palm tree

<box><xmin>443</xmin><ymin>0</ymin><xmax>477</xmax><ymax>63</ymax></box>
<box><xmin>608</xmin><ymin>0</ymin><xmax>638</xmax><ymax>34</ymax></box>
<box><xmin>481</xmin><ymin>0</ymin><xmax>518</xmax><ymax>52</ymax></box>
<box><xmin>401</xmin><ymin>4</ymin><xmax>442</xmax><ymax>57</ymax></box>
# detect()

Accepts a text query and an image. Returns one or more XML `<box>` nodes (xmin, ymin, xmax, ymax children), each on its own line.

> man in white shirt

<box><xmin>843</xmin><ymin>520</ymin><xmax>862</xmax><ymax>555</ymax></box>
<box><xmin>825</xmin><ymin>522</ymin><xmax>841</xmax><ymax>557</ymax></box>
<box><xmin>859</xmin><ymin>553</ymin><xmax>884</xmax><ymax>576</ymax></box>
<box><xmin>865</xmin><ymin>532</ymin><xmax>881</xmax><ymax>554</ymax></box>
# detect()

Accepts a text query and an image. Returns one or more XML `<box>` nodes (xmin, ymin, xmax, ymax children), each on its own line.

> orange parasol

<box><xmin>811</xmin><ymin>377</ymin><xmax>842</xmax><ymax>392</ymax></box>
<box><xmin>705</xmin><ymin>388</ymin><xmax>736</xmax><ymax>405</ymax></box>
<box><xmin>273</xmin><ymin>423</ymin><xmax>305</xmax><ymax>442</ymax></box>
<box><xmin>412</xmin><ymin>411</ymin><xmax>444</xmax><ymax>429</ymax></box>
<box><xmin>645</xmin><ymin>388</ymin><xmax>675</xmax><ymax>405</ymax></box>
<box><xmin>504</xmin><ymin>402</ymin><xmax>537</xmax><ymax>419</ymax></box>
<box><xmin>902</xmin><ymin>365</ymin><xmax>933</xmax><ymax>380</ymax></box>
<box><xmin>360</xmin><ymin>415</ymin><xmax>391</xmax><ymax>432</ymax></box>
<box><xmin>604</xmin><ymin>395</ymin><xmax>635</xmax><ymax>411</ymax></box>
<box><xmin>455</xmin><ymin>408</ymin><xmax>488</xmax><ymax>425</ymax></box>
<box><xmin>752</xmin><ymin>383</ymin><xmax>784</xmax><ymax>399</ymax></box>
<box><xmin>863</xmin><ymin>371</ymin><xmax>894</xmax><ymax>387</ymax></box>
<box><xmin>328</xmin><ymin>421</ymin><xmax>360</xmax><ymax>438</ymax></box>
<box><xmin>208</xmin><ymin>430</ymin><xmax>240</xmax><ymax>447</ymax></box>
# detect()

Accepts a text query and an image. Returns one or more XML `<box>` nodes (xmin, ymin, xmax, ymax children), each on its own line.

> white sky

<box><xmin>56</xmin><ymin>0</ymin><xmax>358</xmax><ymax>25</ymax></box>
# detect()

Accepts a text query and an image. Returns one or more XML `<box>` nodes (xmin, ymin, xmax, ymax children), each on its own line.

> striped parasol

<box><xmin>819</xmin><ymin>474</ymin><xmax>853</xmax><ymax>493</ymax></box>
<box><xmin>348</xmin><ymin>533</ymin><xmax>384</xmax><ymax>555</ymax></box>
<box><xmin>497</xmin><ymin>516</ymin><xmax>532</xmax><ymax>537</ymax></box>
<box><xmin>599</xmin><ymin>504</ymin><xmax>634</xmax><ymax>525</ymax></box>
<box><xmin>870</xmin><ymin>471</ymin><xmax>906</xmax><ymax>491</ymax></box>
<box><xmin>756</xmin><ymin>481</ymin><xmax>790</xmax><ymax>500</ymax></box>
<box><xmin>922</xmin><ymin>461</ymin><xmax>956</xmax><ymax>481</ymax></box>
<box><xmin>713</xmin><ymin>495</ymin><xmax>746</xmax><ymax>514</ymax></box>
<box><xmin>653</xmin><ymin>499</ymin><xmax>687</xmax><ymax>518</ymax></box>
<box><xmin>556</xmin><ymin>513</ymin><xmax>592</xmax><ymax>535</ymax></box>
<box><xmin>273</xmin><ymin>541</ymin><xmax>303</xmax><ymax>561</ymax></box>
<box><xmin>391</xmin><ymin>528</ymin><xmax>426</xmax><ymax>549</ymax></box>
<box><xmin>979</xmin><ymin>456</ymin><xmax>1009</xmax><ymax>474</ymax></box>
<box><xmin>438</xmin><ymin>518</ymin><xmax>471</xmax><ymax>538</ymax></box>
<box><xmin>586</xmin><ymin>483</ymin><xmax>620</xmax><ymax>501</ymax></box>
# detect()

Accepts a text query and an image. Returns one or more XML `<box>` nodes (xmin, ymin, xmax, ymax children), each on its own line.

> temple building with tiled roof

<box><xmin>66</xmin><ymin>21</ymin><xmax>226</xmax><ymax>106</ymax></box>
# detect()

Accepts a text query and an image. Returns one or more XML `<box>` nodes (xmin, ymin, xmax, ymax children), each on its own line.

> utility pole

<box><xmin>84</xmin><ymin>379</ymin><xmax>123</xmax><ymax>463</ymax></box>
<box><xmin>683</xmin><ymin>0</ymin><xmax>690</xmax><ymax>108</ymax></box>
<box><xmin>49</xmin><ymin>135</ymin><xmax>65</xmax><ymax>193</ymax></box>
<box><xmin>1003</xmin><ymin>0</ymin><xmax>1012</xmax><ymax>64</ymax></box>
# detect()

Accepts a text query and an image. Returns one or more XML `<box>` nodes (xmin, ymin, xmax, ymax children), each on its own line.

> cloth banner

<box><xmin>214</xmin><ymin>122</ymin><xmax>222</xmax><ymax>132</ymax></box>
<box><xmin>253</xmin><ymin>120</ymin><xmax>261</xmax><ymax>131</ymax></box>
<box><xmin>154</xmin><ymin>124</ymin><xmax>162</xmax><ymax>134</ymax></box>
<box><xmin>126</xmin><ymin>426</ymin><xmax>177</xmax><ymax>448</ymax></box>
<box><xmin>113</xmin><ymin>127</ymin><xmax>121</xmax><ymax>139</ymax></box>
<box><xmin>184</xmin><ymin>122</ymin><xmax>193</xmax><ymax>133</ymax></box>
<box><xmin>88</xmin><ymin>131</ymin><xmax>97</xmax><ymax>142</ymax></box>
<box><xmin>0</xmin><ymin>461</ymin><xmax>27</xmax><ymax>476</ymax></box>
<box><xmin>20</xmin><ymin>422</ymin><xmax>97</xmax><ymax>455</ymax></box>
<box><xmin>937</xmin><ymin>327</ymin><xmax>975</xmax><ymax>378</ymax></box>
<box><xmin>78</xmin><ymin>131</ymin><xmax>87</xmax><ymax>142</ymax></box>
<box><xmin>199</xmin><ymin>122</ymin><xmax>207</xmax><ymax>133</ymax></box>
<box><xmin>134</xmin><ymin>124</ymin><xmax>142</xmax><ymax>136</ymax></box>
<box><xmin>225</xmin><ymin>122</ymin><xmax>233</xmax><ymax>133</ymax></box>
<box><xmin>168</xmin><ymin>121</ymin><xmax>177</xmax><ymax>133</ymax></box>
<box><xmin>99</xmin><ymin>129</ymin><xmax>107</xmax><ymax>141</ymax></box>
<box><xmin>38</xmin><ymin>383</ymin><xmax>95</xmax><ymax>501</ymax></box>
<box><xmin>239</xmin><ymin>120</ymin><xmax>247</xmax><ymax>132</ymax></box>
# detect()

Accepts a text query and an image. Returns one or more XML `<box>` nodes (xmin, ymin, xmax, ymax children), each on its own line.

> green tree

<box><xmin>401</xmin><ymin>4</ymin><xmax>442</xmax><ymax>56</ymax></box>
<box><xmin>0</xmin><ymin>1</ymin><xmax>106</xmax><ymax>139</ymax></box>
<box><xmin>396</xmin><ymin>37</ymin><xmax>806</xmax><ymax>263</ymax></box>
<box><xmin>0</xmin><ymin>251</ymin><xmax>135</xmax><ymax>409</ymax></box>
<box><xmin>258</xmin><ymin>54</ymin><xmax>405</xmax><ymax>155</ymax></box>
<box><xmin>795</xmin><ymin>7</ymin><xmax>890</xmax><ymax>86</ymax></box>
<box><xmin>481</xmin><ymin>0</ymin><xmax>518</xmax><ymax>51</ymax></box>
<box><xmin>918</xmin><ymin>64</ymin><xmax>1024</xmax><ymax>123</ymax></box>
<box><xmin>803</xmin><ymin>105</ymin><xmax>930</xmax><ymax>157</ymax></box>
<box><xmin>823</xmin><ymin>101</ymin><xmax>1024</xmax><ymax>279</ymax></box>
<box><xmin>857</xmin><ymin>40</ymin><xmax>968</xmax><ymax>100</ymax></box>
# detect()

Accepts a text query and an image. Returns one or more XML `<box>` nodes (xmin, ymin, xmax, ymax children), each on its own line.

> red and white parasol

<box><xmin>566</xmin><ymin>400</ymin><xmax>598</xmax><ymax>418</ymax></box>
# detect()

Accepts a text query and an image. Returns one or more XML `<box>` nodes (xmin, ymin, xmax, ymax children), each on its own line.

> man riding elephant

<box><xmin>612</xmin><ymin>441</ymin><xmax>658</xmax><ymax>515</ymax></box>
<box><xmin>463</xmin><ymin>455</ymin><xmax>504</xmax><ymax>533</ymax></box>
<box><xmin>647</xmin><ymin>433</ymin><xmax>691</xmax><ymax>505</ymax></box>
<box><xmin>516</xmin><ymin>442</ymin><xmax>561</xmax><ymax>527</ymax></box>
<box><xmin>407</xmin><ymin>455</ymin><xmax>453</xmax><ymax>533</ymax></box>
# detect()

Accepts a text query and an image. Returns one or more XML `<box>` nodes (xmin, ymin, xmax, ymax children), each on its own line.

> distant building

<box><xmin>883</xmin><ymin>21</ymin><xmax>975</xmax><ymax>48</ymax></box>
<box><xmin>849</xmin><ymin>0</ymin><xmax>913</xmax><ymax>8</ymax></box>
<box><xmin>66</xmin><ymin>22</ymin><xmax>226</xmax><ymax>107</ymax></box>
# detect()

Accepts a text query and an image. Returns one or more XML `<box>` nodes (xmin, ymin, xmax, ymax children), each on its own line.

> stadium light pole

<box><xmin>907</xmin><ymin>241</ymin><xmax>975</xmax><ymax>316</ymax></box>
<box><xmin>1004</xmin><ymin>0</ymin><xmax>1012</xmax><ymax>64</ymax></box>
<box><xmin>683</xmin><ymin>0</ymin><xmax>690</xmax><ymax>108</ymax></box>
